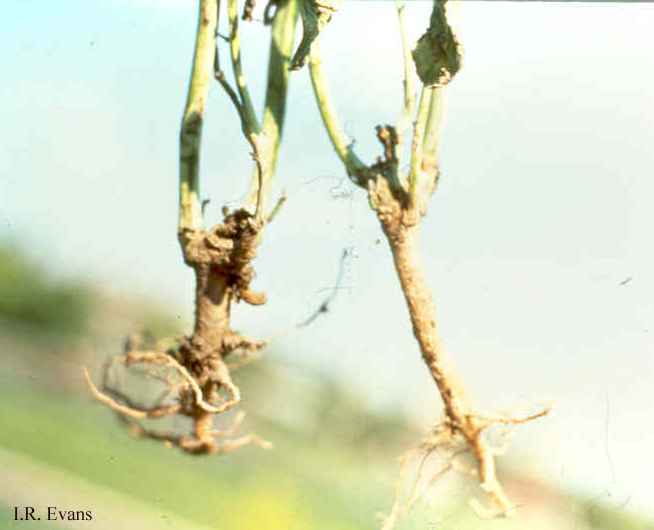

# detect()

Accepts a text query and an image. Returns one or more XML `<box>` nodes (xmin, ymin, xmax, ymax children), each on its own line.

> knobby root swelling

<box><xmin>84</xmin><ymin>208</ymin><xmax>272</xmax><ymax>455</ymax></box>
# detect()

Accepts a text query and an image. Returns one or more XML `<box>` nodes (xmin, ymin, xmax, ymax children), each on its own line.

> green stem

<box><xmin>308</xmin><ymin>40</ymin><xmax>368</xmax><ymax>185</ymax></box>
<box><xmin>246</xmin><ymin>0</ymin><xmax>299</xmax><ymax>214</ymax></box>
<box><xmin>395</xmin><ymin>0</ymin><xmax>415</xmax><ymax>158</ymax></box>
<box><xmin>227</xmin><ymin>0</ymin><xmax>260</xmax><ymax>135</ymax></box>
<box><xmin>408</xmin><ymin>86</ymin><xmax>431</xmax><ymax>201</ymax></box>
<box><xmin>421</xmin><ymin>86</ymin><xmax>443</xmax><ymax>186</ymax></box>
<box><xmin>179</xmin><ymin>0</ymin><xmax>218</xmax><ymax>233</ymax></box>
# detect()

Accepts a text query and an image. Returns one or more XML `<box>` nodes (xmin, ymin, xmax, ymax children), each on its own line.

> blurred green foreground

<box><xmin>0</xmin><ymin>244</ymin><xmax>650</xmax><ymax>530</ymax></box>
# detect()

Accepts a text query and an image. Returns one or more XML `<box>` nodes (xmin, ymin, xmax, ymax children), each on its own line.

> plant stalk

<box><xmin>246</xmin><ymin>0</ymin><xmax>300</xmax><ymax>213</ymax></box>
<box><xmin>308</xmin><ymin>41</ymin><xmax>369</xmax><ymax>184</ymax></box>
<box><xmin>179</xmin><ymin>0</ymin><xmax>218</xmax><ymax>233</ymax></box>
<box><xmin>384</xmin><ymin>223</ymin><xmax>470</xmax><ymax>422</ymax></box>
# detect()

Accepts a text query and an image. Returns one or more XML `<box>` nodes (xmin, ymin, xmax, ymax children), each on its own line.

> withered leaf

<box><xmin>412</xmin><ymin>1</ymin><xmax>462</xmax><ymax>86</ymax></box>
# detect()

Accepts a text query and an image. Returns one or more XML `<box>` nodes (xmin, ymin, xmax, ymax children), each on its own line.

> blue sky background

<box><xmin>2</xmin><ymin>0</ymin><xmax>653</xmax><ymax>518</ymax></box>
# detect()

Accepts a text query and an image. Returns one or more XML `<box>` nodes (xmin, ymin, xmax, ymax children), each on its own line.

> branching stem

<box><xmin>90</xmin><ymin>0</ymin><xmax>284</xmax><ymax>457</ymax></box>
<box><xmin>307</xmin><ymin>3</ymin><xmax>548</xmax><ymax>520</ymax></box>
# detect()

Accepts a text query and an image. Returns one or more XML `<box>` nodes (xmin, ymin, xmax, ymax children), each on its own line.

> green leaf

<box><xmin>412</xmin><ymin>0</ymin><xmax>462</xmax><ymax>86</ymax></box>
<box><xmin>290</xmin><ymin>0</ymin><xmax>341</xmax><ymax>71</ymax></box>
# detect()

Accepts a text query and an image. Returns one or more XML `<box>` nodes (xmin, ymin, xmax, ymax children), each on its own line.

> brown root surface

<box><xmin>360</xmin><ymin>128</ymin><xmax>550</xmax><ymax>524</ymax></box>
<box><xmin>84</xmin><ymin>208</ymin><xmax>270</xmax><ymax>455</ymax></box>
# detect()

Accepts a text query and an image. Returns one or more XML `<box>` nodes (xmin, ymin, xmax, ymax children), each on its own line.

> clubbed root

<box><xmin>84</xmin><ymin>208</ymin><xmax>272</xmax><ymax>455</ymax></box>
<box><xmin>83</xmin><ymin>341</ymin><xmax>270</xmax><ymax>455</ymax></box>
